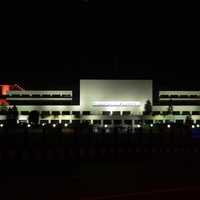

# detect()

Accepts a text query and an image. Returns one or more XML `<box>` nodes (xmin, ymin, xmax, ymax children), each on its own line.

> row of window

<box><xmin>1</xmin><ymin>110</ymin><xmax>200</xmax><ymax>116</ymax></box>
<box><xmin>160</xmin><ymin>95</ymin><xmax>200</xmax><ymax>98</ymax></box>
<box><xmin>5</xmin><ymin>94</ymin><xmax>72</xmax><ymax>98</ymax></box>
<box><xmin>1</xmin><ymin>119</ymin><xmax>200</xmax><ymax>125</ymax></box>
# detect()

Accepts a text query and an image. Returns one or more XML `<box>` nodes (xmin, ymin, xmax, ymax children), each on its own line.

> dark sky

<box><xmin>1</xmin><ymin>55</ymin><xmax>199</xmax><ymax>91</ymax></box>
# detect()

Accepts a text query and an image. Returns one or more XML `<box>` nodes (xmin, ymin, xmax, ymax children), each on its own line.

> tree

<box><xmin>185</xmin><ymin>114</ymin><xmax>193</xmax><ymax>126</ymax></box>
<box><xmin>28</xmin><ymin>110</ymin><xmax>40</xmax><ymax>125</ymax></box>
<box><xmin>144</xmin><ymin>100</ymin><xmax>152</xmax><ymax>115</ymax></box>
<box><xmin>6</xmin><ymin>105</ymin><xmax>19</xmax><ymax>126</ymax></box>
<box><xmin>167</xmin><ymin>99</ymin><xmax>173</xmax><ymax>115</ymax></box>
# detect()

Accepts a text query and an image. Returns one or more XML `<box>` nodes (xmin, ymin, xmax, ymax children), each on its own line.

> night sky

<box><xmin>1</xmin><ymin>55</ymin><xmax>199</xmax><ymax>91</ymax></box>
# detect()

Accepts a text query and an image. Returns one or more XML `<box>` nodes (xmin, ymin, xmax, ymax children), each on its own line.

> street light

<box><xmin>64</xmin><ymin>123</ymin><xmax>68</xmax><ymax>127</ymax></box>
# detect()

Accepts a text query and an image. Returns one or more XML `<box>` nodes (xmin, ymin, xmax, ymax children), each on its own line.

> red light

<box><xmin>2</xmin><ymin>85</ymin><xmax>10</xmax><ymax>95</ymax></box>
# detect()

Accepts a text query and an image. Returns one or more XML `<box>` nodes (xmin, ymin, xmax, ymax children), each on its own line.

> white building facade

<box><xmin>0</xmin><ymin>80</ymin><xmax>200</xmax><ymax>126</ymax></box>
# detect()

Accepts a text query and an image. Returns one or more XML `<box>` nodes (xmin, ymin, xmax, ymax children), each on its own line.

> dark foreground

<box><xmin>1</xmin><ymin>127</ymin><xmax>200</xmax><ymax>199</ymax></box>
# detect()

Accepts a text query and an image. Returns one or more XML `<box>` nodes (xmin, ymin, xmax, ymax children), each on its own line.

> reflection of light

<box><xmin>93</xmin><ymin>127</ymin><xmax>98</xmax><ymax>133</ymax></box>
<box><xmin>167</xmin><ymin>124</ymin><xmax>171</xmax><ymax>128</ymax></box>
<box><xmin>105</xmin><ymin>128</ymin><xmax>110</xmax><ymax>133</ymax></box>
<box><xmin>0</xmin><ymin>124</ymin><xmax>4</xmax><ymax>128</ymax></box>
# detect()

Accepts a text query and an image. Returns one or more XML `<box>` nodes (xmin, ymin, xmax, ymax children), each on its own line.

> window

<box><xmin>102</xmin><ymin>111</ymin><xmax>110</xmax><ymax>115</ymax></box>
<box><xmin>124</xmin><ymin>120</ymin><xmax>132</xmax><ymax>125</ymax></box>
<box><xmin>192</xmin><ymin>111</ymin><xmax>200</xmax><ymax>115</ymax></box>
<box><xmin>144</xmin><ymin>120</ymin><xmax>153</xmax><ymax>125</ymax></box>
<box><xmin>176</xmin><ymin>120</ymin><xmax>184</xmax><ymax>124</ymax></box>
<box><xmin>82</xmin><ymin>111</ymin><xmax>90</xmax><ymax>115</ymax></box>
<box><xmin>72</xmin><ymin>120</ymin><xmax>80</xmax><ymax>124</ymax></box>
<box><xmin>122</xmin><ymin>111</ymin><xmax>131</xmax><ymax>115</ymax></box>
<box><xmin>21</xmin><ymin>94</ymin><xmax>31</xmax><ymax>97</ymax></box>
<box><xmin>0</xmin><ymin>110</ymin><xmax>7</xmax><ymax>115</ymax></box>
<box><xmin>170</xmin><ymin>95</ymin><xmax>178</xmax><ymax>98</ymax></box>
<box><xmin>162</xmin><ymin>111</ymin><xmax>169</xmax><ymax>115</ymax></box>
<box><xmin>182</xmin><ymin>111</ymin><xmax>191</xmax><ymax>115</ymax></box>
<box><xmin>82</xmin><ymin>120</ymin><xmax>91</xmax><ymax>124</ymax></box>
<box><xmin>51</xmin><ymin>94</ymin><xmax>61</xmax><ymax>98</ymax></box>
<box><xmin>51</xmin><ymin>120</ymin><xmax>59</xmax><ymax>124</ymax></box>
<box><xmin>93</xmin><ymin>120</ymin><xmax>101</xmax><ymax>125</ymax></box>
<box><xmin>152</xmin><ymin>111</ymin><xmax>160</xmax><ymax>115</ymax></box>
<box><xmin>32</xmin><ymin>94</ymin><xmax>41</xmax><ymax>97</ymax></box>
<box><xmin>62</xmin><ymin>111</ymin><xmax>70</xmax><ymax>115</ymax></box>
<box><xmin>52</xmin><ymin>111</ymin><xmax>60</xmax><ymax>115</ymax></box>
<box><xmin>113</xmin><ymin>120</ymin><xmax>122</xmax><ymax>125</ymax></box>
<box><xmin>112</xmin><ymin>111</ymin><xmax>121</xmax><ymax>116</ymax></box>
<box><xmin>72</xmin><ymin>111</ymin><xmax>80</xmax><ymax>115</ymax></box>
<box><xmin>103</xmin><ymin>120</ymin><xmax>112</xmax><ymax>125</ymax></box>
<box><xmin>155</xmin><ymin>120</ymin><xmax>163</xmax><ymax>124</ymax></box>
<box><xmin>42</xmin><ymin>94</ymin><xmax>51</xmax><ymax>98</ymax></box>
<box><xmin>190</xmin><ymin>95</ymin><xmax>198</xmax><ymax>98</ymax></box>
<box><xmin>21</xmin><ymin>111</ymin><xmax>30</xmax><ymax>115</ymax></box>
<box><xmin>61</xmin><ymin>120</ymin><xmax>70</xmax><ymax>124</ymax></box>
<box><xmin>40</xmin><ymin>120</ymin><xmax>48</xmax><ymax>125</ymax></box>
<box><xmin>134</xmin><ymin>120</ymin><xmax>142</xmax><ymax>125</ymax></box>
<box><xmin>160</xmin><ymin>95</ymin><xmax>169</xmax><ymax>98</ymax></box>
<box><xmin>62</xmin><ymin>94</ymin><xmax>71</xmax><ymax>98</ymax></box>
<box><xmin>173</xmin><ymin>111</ymin><xmax>180</xmax><ymax>115</ymax></box>
<box><xmin>180</xmin><ymin>95</ymin><xmax>189</xmax><ymax>98</ymax></box>
<box><xmin>41</xmin><ymin>111</ymin><xmax>50</xmax><ymax>116</ymax></box>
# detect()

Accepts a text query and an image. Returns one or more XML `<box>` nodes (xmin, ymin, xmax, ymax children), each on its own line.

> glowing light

<box><xmin>137</xmin><ymin>124</ymin><xmax>141</xmax><ymax>128</ymax></box>
<box><xmin>167</xmin><ymin>124</ymin><xmax>171</xmax><ymax>128</ymax></box>
<box><xmin>192</xmin><ymin>125</ymin><xmax>195</xmax><ymax>128</ymax></box>
<box><xmin>104</xmin><ymin>124</ymin><xmax>108</xmax><ymax>128</ymax></box>
<box><xmin>150</xmin><ymin>124</ymin><xmax>153</xmax><ymax>127</ymax></box>
<box><xmin>64</xmin><ymin>123</ymin><xmax>68</xmax><ymax>127</ymax></box>
<box><xmin>53</xmin><ymin>124</ymin><xmax>56</xmax><ymax>128</ymax></box>
<box><xmin>42</xmin><ymin>123</ymin><xmax>46</xmax><ymax>126</ymax></box>
<box><xmin>93</xmin><ymin>101</ymin><xmax>141</xmax><ymax>107</ymax></box>
<box><xmin>0</xmin><ymin>124</ymin><xmax>4</xmax><ymax>128</ymax></box>
<box><xmin>197</xmin><ymin>124</ymin><xmax>200</xmax><ymax>128</ymax></box>
<box><xmin>27</xmin><ymin>124</ymin><xmax>31</xmax><ymax>128</ymax></box>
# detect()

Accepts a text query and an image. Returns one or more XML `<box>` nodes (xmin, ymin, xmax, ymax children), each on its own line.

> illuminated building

<box><xmin>0</xmin><ymin>80</ymin><xmax>200</xmax><ymax>126</ymax></box>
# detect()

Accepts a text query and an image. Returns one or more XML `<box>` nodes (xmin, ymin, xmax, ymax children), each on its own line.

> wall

<box><xmin>80</xmin><ymin>80</ymin><xmax>153</xmax><ymax>114</ymax></box>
